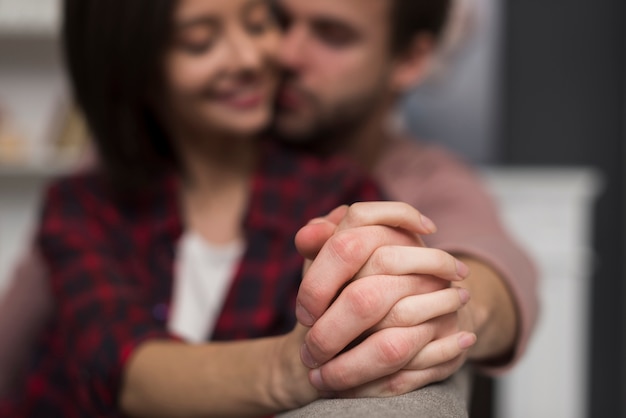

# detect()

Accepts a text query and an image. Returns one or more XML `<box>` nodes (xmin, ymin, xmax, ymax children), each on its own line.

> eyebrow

<box><xmin>175</xmin><ymin>16</ymin><xmax>219</xmax><ymax>31</ymax></box>
<box><xmin>311</xmin><ymin>16</ymin><xmax>355</xmax><ymax>28</ymax></box>
<box><xmin>310</xmin><ymin>16</ymin><xmax>360</xmax><ymax>35</ymax></box>
<box><xmin>174</xmin><ymin>0</ymin><xmax>269</xmax><ymax>30</ymax></box>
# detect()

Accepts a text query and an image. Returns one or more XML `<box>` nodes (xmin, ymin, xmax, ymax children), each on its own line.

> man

<box><xmin>271</xmin><ymin>0</ymin><xmax>538</xmax><ymax>414</ymax></box>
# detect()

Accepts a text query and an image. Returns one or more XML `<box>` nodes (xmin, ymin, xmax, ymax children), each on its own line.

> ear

<box><xmin>390</xmin><ymin>33</ymin><xmax>435</xmax><ymax>93</ymax></box>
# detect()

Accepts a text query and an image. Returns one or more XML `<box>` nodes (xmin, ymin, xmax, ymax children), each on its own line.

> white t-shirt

<box><xmin>167</xmin><ymin>232</ymin><xmax>244</xmax><ymax>343</ymax></box>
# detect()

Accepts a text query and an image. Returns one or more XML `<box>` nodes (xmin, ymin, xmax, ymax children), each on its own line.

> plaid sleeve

<box><xmin>36</xmin><ymin>178</ymin><xmax>179</xmax><ymax>414</ymax></box>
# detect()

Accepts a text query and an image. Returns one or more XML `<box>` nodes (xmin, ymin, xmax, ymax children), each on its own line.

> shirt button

<box><xmin>152</xmin><ymin>303</ymin><xmax>169</xmax><ymax>322</ymax></box>
<box><xmin>79</xmin><ymin>368</ymin><xmax>91</xmax><ymax>381</ymax></box>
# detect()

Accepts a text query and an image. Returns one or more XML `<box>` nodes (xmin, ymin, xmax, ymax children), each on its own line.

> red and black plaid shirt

<box><xmin>0</xmin><ymin>141</ymin><xmax>383</xmax><ymax>417</ymax></box>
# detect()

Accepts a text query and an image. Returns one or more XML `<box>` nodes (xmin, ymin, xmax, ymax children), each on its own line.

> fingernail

<box><xmin>458</xmin><ymin>333</ymin><xmax>477</xmax><ymax>350</ymax></box>
<box><xmin>308</xmin><ymin>218</ymin><xmax>326</xmax><ymax>225</ymax></box>
<box><xmin>296</xmin><ymin>302</ymin><xmax>316</xmax><ymax>327</ymax></box>
<box><xmin>455</xmin><ymin>259</ymin><xmax>470</xmax><ymax>279</ymax></box>
<box><xmin>458</xmin><ymin>288</ymin><xmax>471</xmax><ymax>305</ymax></box>
<box><xmin>309</xmin><ymin>368</ymin><xmax>326</xmax><ymax>390</ymax></box>
<box><xmin>300</xmin><ymin>344</ymin><xmax>319</xmax><ymax>368</ymax></box>
<box><xmin>420</xmin><ymin>214</ymin><xmax>437</xmax><ymax>233</ymax></box>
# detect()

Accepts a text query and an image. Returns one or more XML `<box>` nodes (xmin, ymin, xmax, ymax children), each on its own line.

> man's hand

<box><xmin>294</xmin><ymin>202</ymin><xmax>477</xmax><ymax>397</ymax></box>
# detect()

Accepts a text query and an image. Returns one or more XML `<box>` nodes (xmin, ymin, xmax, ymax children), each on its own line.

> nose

<box><xmin>227</xmin><ymin>29</ymin><xmax>263</xmax><ymax>71</ymax></box>
<box><xmin>279</xmin><ymin>24</ymin><xmax>307</xmax><ymax>71</ymax></box>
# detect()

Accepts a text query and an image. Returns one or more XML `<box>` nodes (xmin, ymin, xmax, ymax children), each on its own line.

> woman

<box><xmin>0</xmin><ymin>0</ymin><xmax>467</xmax><ymax>416</ymax></box>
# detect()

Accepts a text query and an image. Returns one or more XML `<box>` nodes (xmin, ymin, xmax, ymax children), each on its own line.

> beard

<box><xmin>272</xmin><ymin>76</ymin><xmax>387</xmax><ymax>156</ymax></box>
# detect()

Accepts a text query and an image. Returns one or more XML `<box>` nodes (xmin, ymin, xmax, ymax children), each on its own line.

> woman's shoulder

<box><xmin>42</xmin><ymin>169</ymin><xmax>178</xmax><ymax>219</ymax></box>
<box><xmin>44</xmin><ymin>169</ymin><xmax>107</xmax><ymax>203</ymax></box>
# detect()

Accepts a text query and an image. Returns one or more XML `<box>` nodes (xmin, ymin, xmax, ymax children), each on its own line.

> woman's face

<box><xmin>163</xmin><ymin>0</ymin><xmax>280</xmax><ymax>139</ymax></box>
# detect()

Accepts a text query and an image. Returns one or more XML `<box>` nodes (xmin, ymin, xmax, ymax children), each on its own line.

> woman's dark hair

<box><xmin>63</xmin><ymin>0</ymin><xmax>178</xmax><ymax>189</ymax></box>
<box><xmin>390</xmin><ymin>0</ymin><xmax>451</xmax><ymax>55</ymax></box>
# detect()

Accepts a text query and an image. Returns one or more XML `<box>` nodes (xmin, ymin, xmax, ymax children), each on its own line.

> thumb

<box><xmin>295</xmin><ymin>220</ymin><xmax>336</xmax><ymax>259</ymax></box>
<box><xmin>295</xmin><ymin>205</ymin><xmax>349</xmax><ymax>259</ymax></box>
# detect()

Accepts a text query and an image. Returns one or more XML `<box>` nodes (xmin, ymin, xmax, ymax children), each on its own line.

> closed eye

<box><xmin>311</xmin><ymin>19</ymin><xmax>359</xmax><ymax>48</ymax></box>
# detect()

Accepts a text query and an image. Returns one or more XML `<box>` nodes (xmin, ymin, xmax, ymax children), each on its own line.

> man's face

<box><xmin>274</xmin><ymin>0</ymin><xmax>396</xmax><ymax>143</ymax></box>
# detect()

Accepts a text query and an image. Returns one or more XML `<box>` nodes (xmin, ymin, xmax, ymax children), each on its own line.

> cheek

<box><xmin>314</xmin><ymin>49</ymin><xmax>384</xmax><ymax>99</ymax></box>
<box><xmin>166</xmin><ymin>67</ymin><xmax>198</xmax><ymax>100</ymax></box>
<box><xmin>164</xmin><ymin>65</ymin><xmax>211</xmax><ymax>125</ymax></box>
<box><xmin>166</xmin><ymin>55</ymin><xmax>221</xmax><ymax>98</ymax></box>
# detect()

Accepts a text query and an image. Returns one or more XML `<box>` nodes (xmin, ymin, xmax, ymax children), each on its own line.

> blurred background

<box><xmin>0</xmin><ymin>0</ymin><xmax>624</xmax><ymax>416</ymax></box>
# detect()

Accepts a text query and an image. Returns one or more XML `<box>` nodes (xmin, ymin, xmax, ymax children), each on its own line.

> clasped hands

<box><xmin>289</xmin><ymin>202</ymin><xmax>477</xmax><ymax>402</ymax></box>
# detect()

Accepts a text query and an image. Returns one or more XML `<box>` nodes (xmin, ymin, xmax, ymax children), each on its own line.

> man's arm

<box><xmin>455</xmin><ymin>256</ymin><xmax>517</xmax><ymax>364</ymax></box>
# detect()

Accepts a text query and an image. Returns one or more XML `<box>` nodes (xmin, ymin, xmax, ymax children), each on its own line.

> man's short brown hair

<box><xmin>390</xmin><ymin>0</ymin><xmax>451</xmax><ymax>54</ymax></box>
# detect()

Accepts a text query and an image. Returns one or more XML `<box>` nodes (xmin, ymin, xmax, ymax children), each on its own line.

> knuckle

<box><xmin>397</xmin><ymin>201</ymin><xmax>416</xmax><ymax>218</ymax></box>
<box><xmin>384</xmin><ymin>374</ymin><xmax>408</xmax><ymax>396</ymax></box>
<box><xmin>386</xmin><ymin>299</ymin><xmax>412</xmax><ymax>327</ymax></box>
<box><xmin>344</xmin><ymin>281</ymin><xmax>384</xmax><ymax>320</ymax></box>
<box><xmin>301</xmin><ymin>282</ymin><xmax>327</xmax><ymax>306</ymax></box>
<box><xmin>306</xmin><ymin>326</ymin><xmax>333</xmax><ymax>359</ymax></box>
<box><xmin>413</xmin><ymin>323</ymin><xmax>433</xmax><ymax>346</ymax></box>
<box><xmin>419</xmin><ymin>326</ymin><xmax>439</xmax><ymax>345</ymax></box>
<box><xmin>345</xmin><ymin>203</ymin><xmax>369</xmax><ymax>225</ymax></box>
<box><xmin>432</xmin><ymin>249</ymin><xmax>455</xmax><ymax>273</ymax></box>
<box><xmin>368</xmin><ymin>246</ymin><xmax>396</xmax><ymax>275</ymax></box>
<box><xmin>383</xmin><ymin>371</ymin><xmax>418</xmax><ymax>396</ymax></box>
<box><xmin>385</xmin><ymin>298</ymin><xmax>417</xmax><ymax>327</ymax></box>
<box><xmin>376</xmin><ymin>333</ymin><xmax>413</xmax><ymax>367</ymax></box>
<box><xmin>328</xmin><ymin>230</ymin><xmax>364</xmax><ymax>265</ymax></box>
<box><xmin>322</xmin><ymin>362</ymin><xmax>353</xmax><ymax>390</ymax></box>
<box><xmin>437</xmin><ymin>342</ymin><xmax>455</xmax><ymax>362</ymax></box>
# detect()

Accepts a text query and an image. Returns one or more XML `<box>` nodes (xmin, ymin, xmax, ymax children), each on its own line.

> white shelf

<box><xmin>0</xmin><ymin>0</ymin><xmax>61</xmax><ymax>39</ymax></box>
<box><xmin>0</xmin><ymin>28</ymin><xmax>59</xmax><ymax>40</ymax></box>
<box><xmin>0</xmin><ymin>161</ymin><xmax>74</xmax><ymax>180</ymax></box>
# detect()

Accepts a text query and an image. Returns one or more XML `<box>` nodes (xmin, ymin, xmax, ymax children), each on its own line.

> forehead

<box><xmin>276</xmin><ymin>0</ymin><xmax>391</xmax><ymax>32</ymax></box>
<box><xmin>174</xmin><ymin>0</ymin><xmax>264</xmax><ymax>22</ymax></box>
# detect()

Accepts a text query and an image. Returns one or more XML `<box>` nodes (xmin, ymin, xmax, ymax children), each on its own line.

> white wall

<box><xmin>0</xmin><ymin>0</ymin><xmax>65</xmax><ymax>165</ymax></box>
<box><xmin>0</xmin><ymin>175</ymin><xmax>48</xmax><ymax>295</ymax></box>
<box><xmin>483</xmin><ymin>168</ymin><xmax>602</xmax><ymax>418</ymax></box>
<box><xmin>0</xmin><ymin>38</ymin><xmax>66</xmax><ymax>164</ymax></box>
<box><xmin>0</xmin><ymin>0</ymin><xmax>65</xmax><ymax>293</ymax></box>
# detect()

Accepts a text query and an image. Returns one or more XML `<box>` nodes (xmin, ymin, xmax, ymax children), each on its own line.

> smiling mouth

<box><xmin>212</xmin><ymin>89</ymin><xmax>268</xmax><ymax>110</ymax></box>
